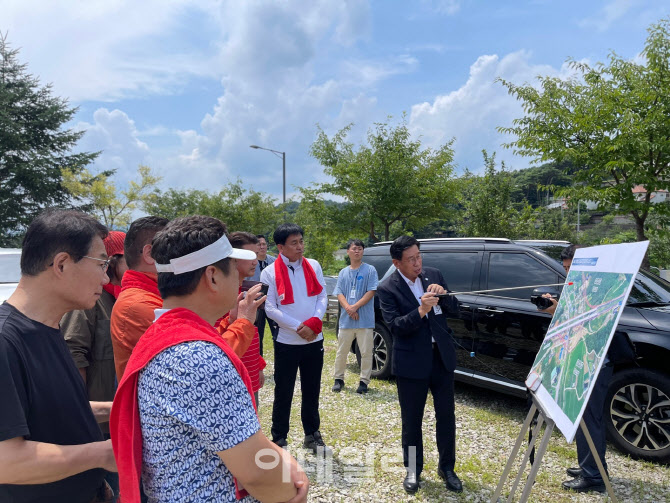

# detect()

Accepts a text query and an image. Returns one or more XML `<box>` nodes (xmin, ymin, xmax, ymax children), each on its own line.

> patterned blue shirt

<box><xmin>138</xmin><ymin>341</ymin><xmax>260</xmax><ymax>503</ymax></box>
<box><xmin>333</xmin><ymin>262</ymin><xmax>379</xmax><ymax>329</ymax></box>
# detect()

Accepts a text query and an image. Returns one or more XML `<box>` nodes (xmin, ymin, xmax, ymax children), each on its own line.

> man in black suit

<box><xmin>377</xmin><ymin>236</ymin><xmax>462</xmax><ymax>495</ymax></box>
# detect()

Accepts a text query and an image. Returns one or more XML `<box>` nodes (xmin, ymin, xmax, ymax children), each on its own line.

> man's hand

<box><xmin>237</xmin><ymin>284</ymin><xmax>267</xmax><ymax>323</ymax></box>
<box><xmin>283</xmin><ymin>459</ymin><xmax>309</xmax><ymax>503</ymax></box>
<box><xmin>426</xmin><ymin>283</ymin><xmax>446</xmax><ymax>295</ymax></box>
<box><xmin>296</xmin><ymin>324</ymin><xmax>317</xmax><ymax>342</ymax></box>
<box><xmin>540</xmin><ymin>294</ymin><xmax>558</xmax><ymax>315</ymax></box>
<box><xmin>344</xmin><ymin>303</ymin><xmax>359</xmax><ymax>320</ymax></box>
<box><xmin>259</xmin><ymin>370</ymin><xmax>265</xmax><ymax>389</ymax></box>
<box><xmin>277</xmin><ymin>447</ymin><xmax>309</xmax><ymax>503</ymax></box>
<box><xmin>418</xmin><ymin>291</ymin><xmax>439</xmax><ymax>317</ymax></box>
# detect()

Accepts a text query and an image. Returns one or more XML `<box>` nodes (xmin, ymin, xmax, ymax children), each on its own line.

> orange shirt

<box><xmin>216</xmin><ymin>314</ymin><xmax>255</xmax><ymax>358</ymax></box>
<box><xmin>111</xmin><ymin>271</ymin><xmax>162</xmax><ymax>381</ymax></box>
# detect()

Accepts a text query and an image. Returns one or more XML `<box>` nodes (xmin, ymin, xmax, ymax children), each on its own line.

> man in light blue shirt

<box><xmin>332</xmin><ymin>239</ymin><xmax>378</xmax><ymax>394</ymax></box>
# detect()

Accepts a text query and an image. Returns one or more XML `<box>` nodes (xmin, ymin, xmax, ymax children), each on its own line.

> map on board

<box><xmin>526</xmin><ymin>241</ymin><xmax>648</xmax><ymax>442</ymax></box>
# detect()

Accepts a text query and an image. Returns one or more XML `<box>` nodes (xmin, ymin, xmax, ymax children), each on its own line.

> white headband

<box><xmin>155</xmin><ymin>235</ymin><xmax>257</xmax><ymax>275</ymax></box>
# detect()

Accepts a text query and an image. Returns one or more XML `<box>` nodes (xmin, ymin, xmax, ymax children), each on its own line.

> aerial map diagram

<box><xmin>526</xmin><ymin>241</ymin><xmax>648</xmax><ymax>442</ymax></box>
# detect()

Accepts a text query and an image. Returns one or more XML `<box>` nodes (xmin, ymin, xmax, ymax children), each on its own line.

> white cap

<box><xmin>155</xmin><ymin>235</ymin><xmax>256</xmax><ymax>275</ymax></box>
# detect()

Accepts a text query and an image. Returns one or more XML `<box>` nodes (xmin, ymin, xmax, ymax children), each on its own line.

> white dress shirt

<box><xmin>398</xmin><ymin>270</ymin><xmax>435</xmax><ymax>343</ymax></box>
<box><xmin>261</xmin><ymin>254</ymin><xmax>328</xmax><ymax>345</ymax></box>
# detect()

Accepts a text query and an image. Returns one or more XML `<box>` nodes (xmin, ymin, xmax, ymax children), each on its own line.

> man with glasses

<box><xmin>0</xmin><ymin>210</ymin><xmax>117</xmax><ymax>502</ymax></box>
<box><xmin>377</xmin><ymin>235</ymin><xmax>462</xmax><ymax>495</ymax></box>
<box><xmin>332</xmin><ymin>239</ymin><xmax>378</xmax><ymax>394</ymax></box>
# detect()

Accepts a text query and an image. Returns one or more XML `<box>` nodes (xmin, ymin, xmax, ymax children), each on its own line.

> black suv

<box><xmin>356</xmin><ymin>238</ymin><xmax>670</xmax><ymax>463</ymax></box>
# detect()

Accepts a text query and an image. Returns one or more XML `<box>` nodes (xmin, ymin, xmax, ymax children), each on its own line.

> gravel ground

<box><xmin>257</xmin><ymin>330</ymin><xmax>670</xmax><ymax>502</ymax></box>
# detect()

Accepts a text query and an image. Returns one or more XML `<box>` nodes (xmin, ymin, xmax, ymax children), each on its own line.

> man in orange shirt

<box><xmin>110</xmin><ymin>216</ymin><xmax>168</xmax><ymax>381</ymax></box>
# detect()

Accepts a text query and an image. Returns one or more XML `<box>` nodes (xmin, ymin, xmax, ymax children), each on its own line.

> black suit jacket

<box><xmin>377</xmin><ymin>267</ymin><xmax>458</xmax><ymax>379</ymax></box>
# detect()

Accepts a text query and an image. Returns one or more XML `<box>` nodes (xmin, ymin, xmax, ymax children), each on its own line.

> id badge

<box><xmin>349</xmin><ymin>287</ymin><xmax>357</xmax><ymax>299</ymax></box>
<box><xmin>433</xmin><ymin>305</ymin><xmax>443</xmax><ymax>315</ymax></box>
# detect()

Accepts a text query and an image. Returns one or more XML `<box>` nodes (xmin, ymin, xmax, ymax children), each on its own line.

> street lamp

<box><xmin>250</xmin><ymin>145</ymin><xmax>286</xmax><ymax>204</ymax></box>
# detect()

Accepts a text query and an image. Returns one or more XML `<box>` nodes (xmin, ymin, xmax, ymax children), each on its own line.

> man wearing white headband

<box><xmin>110</xmin><ymin>216</ymin><xmax>308</xmax><ymax>503</ymax></box>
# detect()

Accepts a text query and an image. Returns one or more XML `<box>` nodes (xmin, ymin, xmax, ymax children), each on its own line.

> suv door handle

<box><xmin>478</xmin><ymin>307</ymin><xmax>504</xmax><ymax>315</ymax></box>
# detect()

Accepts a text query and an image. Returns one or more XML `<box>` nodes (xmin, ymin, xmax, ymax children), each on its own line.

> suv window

<box><xmin>628</xmin><ymin>270</ymin><xmax>670</xmax><ymax>305</ymax></box>
<box><xmin>365</xmin><ymin>253</ymin><xmax>392</xmax><ymax>280</ymax></box>
<box><xmin>487</xmin><ymin>252</ymin><xmax>559</xmax><ymax>300</ymax></box>
<box><xmin>422</xmin><ymin>252</ymin><xmax>478</xmax><ymax>292</ymax></box>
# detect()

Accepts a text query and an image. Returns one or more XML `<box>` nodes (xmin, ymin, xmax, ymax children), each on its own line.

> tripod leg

<box><xmin>490</xmin><ymin>404</ymin><xmax>537</xmax><ymax>503</ymax></box>
<box><xmin>508</xmin><ymin>415</ymin><xmax>545</xmax><ymax>503</ymax></box>
<box><xmin>519</xmin><ymin>418</ymin><xmax>554</xmax><ymax>503</ymax></box>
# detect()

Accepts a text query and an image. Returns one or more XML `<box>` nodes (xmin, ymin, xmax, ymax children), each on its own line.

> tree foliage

<box><xmin>144</xmin><ymin>180</ymin><xmax>282</xmax><ymax>237</ymax></box>
<box><xmin>62</xmin><ymin>165</ymin><xmax>161</xmax><ymax>229</ymax></box>
<box><xmin>0</xmin><ymin>34</ymin><xmax>97</xmax><ymax>245</ymax></box>
<box><xmin>499</xmin><ymin>18</ymin><xmax>670</xmax><ymax>268</ymax></box>
<box><xmin>458</xmin><ymin>151</ymin><xmax>517</xmax><ymax>237</ymax></box>
<box><xmin>508</xmin><ymin>162</ymin><xmax>573</xmax><ymax>207</ymax></box>
<box><xmin>294</xmin><ymin>187</ymin><xmax>353</xmax><ymax>270</ymax></box>
<box><xmin>309</xmin><ymin>117</ymin><xmax>456</xmax><ymax>241</ymax></box>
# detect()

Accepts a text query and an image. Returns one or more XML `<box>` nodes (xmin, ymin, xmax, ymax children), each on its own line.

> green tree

<box><xmin>499</xmin><ymin>18</ymin><xmax>670</xmax><ymax>268</ymax></box>
<box><xmin>508</xmin><ymin>162</ymin><xmax>573</xmax><ymax>207</ymax></box>
<box><xmin>144</xmin><ymin>180</ymin><xmax>282</xmax><ymax>237</ymax></box>
<box><xmin>458</xmin><ymin>151</ymin><xmax>517</xmax><ymax>237</ymax></box>
<box><xmin>62</xmin><ymin>165</ymin><xmax>161</xmax><ymax>229</ymax></box>
<box><xmin>310</xmin><ymin>116</ymin><xmax>456</xmax><ymax>241</ymax></box>
<box><xmin>0</xmin><ymin>34</ymin><xmax>98</xmax><ymax>245</ymax></box>
<box><xmin>294</xmin><ymin>187</ymin><xmax>353</xmax><ymax>271</ymax></box>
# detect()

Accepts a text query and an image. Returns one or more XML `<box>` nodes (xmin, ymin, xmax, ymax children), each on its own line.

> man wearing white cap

<box><xmin>110</xmin><ymin>216</ymin><xmax>308</xmax><ymax>503</ymax></box>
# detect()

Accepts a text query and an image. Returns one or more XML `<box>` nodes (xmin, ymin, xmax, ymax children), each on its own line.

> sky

<box><xmin>3</xmin><ymin>0</ymin><xmax>670</xmax><ymax>202</ymax></box>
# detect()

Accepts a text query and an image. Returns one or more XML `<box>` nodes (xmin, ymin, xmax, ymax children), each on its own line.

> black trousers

<box><xmin>396</xmin><ymin>346</ymin><xmax>456</xmax><ymax>475</ymax></box>
<box><xmin>576</xmin><ymin>363</ymin><xmax>613</xmax><ymax>481</ymax></box>
<box><xmin>271</xmin><ymin>339</ymin><xmax>324</xmax><ymax>441</ymax></box>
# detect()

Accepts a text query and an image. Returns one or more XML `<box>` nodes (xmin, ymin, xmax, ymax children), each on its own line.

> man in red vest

<box><xmin>111</xmin><ymin>215</ymin><xmax>308</xmax><ymax>503</ymax></box>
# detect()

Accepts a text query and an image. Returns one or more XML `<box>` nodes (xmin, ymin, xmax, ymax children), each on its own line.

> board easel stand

<box><xmin>490</xmin><ymin>392</ymin><xmax>617</xmax><ymax>502</ymax></box>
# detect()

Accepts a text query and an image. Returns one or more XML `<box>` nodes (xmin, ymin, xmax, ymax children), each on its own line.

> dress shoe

<box><xmin>561</xmin><ymin>476</ymin><xmax>606</xmax><ymax>493</ymax></box>
<box><xmin>273</xmin><ymin>438</ymin><xmax>287</xmax><ymax>448</ymax></box>
<box><xmin>356</xmin><ymin>381</ymin><xmax>368</xmax><ymax>394</ymax></box>
<box><xmin>303</xmin><ymin>431</ymin><xmax>331</xmax><ymax>455</ymax></box>
<box><xmin>438</xmin><ymin>467</ymin><xmax>463</xmax><ymax>493</ymax></box>
<box><xmin>332</xmin><ymin>379</ymin><xmax>344</xmax><ymax>392</ymax></box>
<box><xmin>566</xmin><ymin>467</ymin><xmax>582</xmax><ymax>478</ymax></box>
<box><xmin>403</xmin><ymin>470</ymin><xmax>420</xmax><ymax>494</ymax></box>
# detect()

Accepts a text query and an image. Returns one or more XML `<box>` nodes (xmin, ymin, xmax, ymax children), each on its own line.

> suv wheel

<box><xmin>355</xmin><ymin>322</ymin><xmax>393</xmax><ymax>379</ymax></box>
<box><xmin>605</xmin><ymin>368</ymin><xmax>670</xmax><ymax>463</ymax></box>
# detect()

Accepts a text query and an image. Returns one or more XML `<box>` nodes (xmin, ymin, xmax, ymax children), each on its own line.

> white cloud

<box><xmin>579</xmin><ymin>0</ymin><xmax>637</xmax><ymax>32</ymax></box>
<box><xmin>75</xmin><ymin>108</ymin><xmax>151</xmax><ymax>182</ymax></box>
<box><xmin>422</xmin><ymin>0</ymin><xmax>462</xmax><ymax>15</ymax></box>
<box><xmin>422</xmin><ymin>0</ymin><xmax>462</xmax><ymax>16</ymax></box>
<box><xmin>341</xmin><ymin>55</ymin><xmax>419</xmax><ymax>88</ymax></box>
<box><xmin>2</xmin><ymin>0</ymin><xmax>221</xmax><ymax>101</ymax></box>
<box><xmin>409</xmin><ymin>51</ymin><xmax>577</xmax><ymax>173</ymax></box>
<box><xmin>144</xmin><ymin>0</ymin><xmax>385</xmax><ymax>197</ymax></box>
